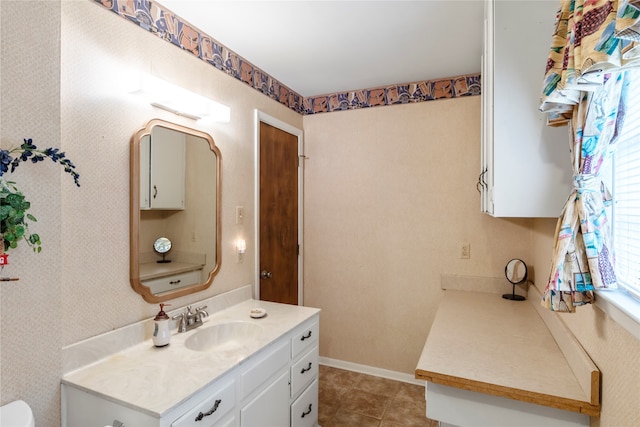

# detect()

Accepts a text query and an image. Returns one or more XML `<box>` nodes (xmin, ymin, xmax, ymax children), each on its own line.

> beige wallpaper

<box><xmin>0</xmin><ymin>0</ymin><xmax>302</xmax><ymax>425</ymax></box>
<box><xmin>303</xmin><ymin>98</ymin><xmax>534</xmax><ymax>375</ymax></box>
<box><xmin>531</xmin><ymin>219</ymin><xmax>640</xmax><ymax>427</ymax></box>
<box><xmin>1</xmin><ymin>2</ymin><xmax>63</xmax><ymax>425</ymax></box>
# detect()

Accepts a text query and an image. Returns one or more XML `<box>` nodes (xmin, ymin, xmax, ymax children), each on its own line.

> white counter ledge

<box><xmin>415</xmin><ymin>288</ymin><xmax>600</xmax><ymax>420</ymax></box>
<box><xmin>62</xmin><ymin>299</ymin><xmax>320</xmax><ymax>418</ymax></box>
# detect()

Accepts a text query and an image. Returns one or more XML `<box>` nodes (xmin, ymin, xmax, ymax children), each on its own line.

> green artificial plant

<box><xmin>0</xmin><ymin>138</ymin><xmax>80</xmax><ymax>253</ymax></box>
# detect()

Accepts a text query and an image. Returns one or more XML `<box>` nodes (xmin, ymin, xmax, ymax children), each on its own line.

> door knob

<box><xmin>260</xmin><ymin>270</ymin><xmax>272</xmax><ymax>279</ymax></box>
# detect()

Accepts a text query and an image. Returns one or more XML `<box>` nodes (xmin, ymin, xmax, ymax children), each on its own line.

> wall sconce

<box><xmin>130</xmin><ymin>73</ymin><xmax>230</xmax><ymax>122</ymax></box>
<box><xmin>236</xmin><ymin>239</ymin><xmax>247</xmax><ymax>263</ymax></box>
<box><xmin>236</xmin><ymin>239</ymin><xmax>247</xmax><ymax>254</ymax></box>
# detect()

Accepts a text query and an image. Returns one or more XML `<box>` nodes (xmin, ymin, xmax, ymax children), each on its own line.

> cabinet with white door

<box><xmin>481</xmin><ymin>0</ymin><xmax>571</xmax><ymax>217</ymax></box>
<box><xmin>140</xmin><ymin>125</ymin><xmax>186</xmax><ymax>210</ymax></box>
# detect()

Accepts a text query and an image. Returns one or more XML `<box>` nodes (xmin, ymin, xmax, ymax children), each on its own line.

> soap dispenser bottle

<box><xmin>153</xmin><ymin>303</ymin><xmax>171</xmax><ymax>347</ymax></box>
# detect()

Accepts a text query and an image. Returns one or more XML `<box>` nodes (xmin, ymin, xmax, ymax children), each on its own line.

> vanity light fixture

<box><xmin>131</xmin><ymin>73</ymin><xmax>230</xmax><ymax>122</ymax></box>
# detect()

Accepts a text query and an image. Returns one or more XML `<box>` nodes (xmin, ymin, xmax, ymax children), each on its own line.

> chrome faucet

<box><xmin>173</xmin><ymin>305</ymin><xmax>208</xmax><ymax>333</ymax></box>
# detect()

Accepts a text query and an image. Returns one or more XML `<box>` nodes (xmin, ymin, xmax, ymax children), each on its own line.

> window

<box><xmin>602</xmin><ymin>68</ymin><xmax>640</xmax><ymax>339</ymax></box>
<box><xmin>613</xmin><ymin>69</ymin><xmax>640</xmax><ymax>301</ymax></box>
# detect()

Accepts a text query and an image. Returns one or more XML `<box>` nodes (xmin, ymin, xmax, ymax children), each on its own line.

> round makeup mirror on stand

<box><xmin>154</xmin><ymin>237</ymin><xmax>172</xmax><ymax>263</ymax></box>
<box><xmin>503</xmin><ymin>258</ymin><xmax>527</xmax><ymax>301</ymax></box>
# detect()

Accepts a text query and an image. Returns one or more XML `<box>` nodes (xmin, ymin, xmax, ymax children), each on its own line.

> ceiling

<box><xmin>159</xmin><ymin>1</ymin><xmax>485</xmax><ymax>97</ymax></box>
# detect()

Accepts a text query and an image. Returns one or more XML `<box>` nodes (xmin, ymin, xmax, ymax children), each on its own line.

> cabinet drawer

<box><xmin>171</xmin><ymin>379</ymin><xmax>235</xmax><ymax>427</ymax></box>
<box><xmin>290</xmin><ymin>378</ymin><xmax>318</xmax><ymax>427</ymax></box>
<box><xmin>142</xmin><ymin>269</ymin><xmax>201</xmax><ymax>294</ymax></box>
<box><xmin>291</xmin><ymin>346</ymin><xmax>318</xmax><ymax>398</ymax></box>
<box><xmin>291</xmin><ymin>317</ymin><xmax>319</xmax><ymax>360</ymax></box>
<box><xmin>240</xmin><ymin>339</ymin><xmax>290</xmax><ymax>399</ymax></box>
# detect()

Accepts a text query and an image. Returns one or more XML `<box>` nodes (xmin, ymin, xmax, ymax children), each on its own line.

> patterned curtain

<box><xmin>541</xmin><ymin>0</ymin><xmax>640</xmax><ymax>124</ymax></box>
<box><xmin>539</xmin><ymin>0</ymin><xmax>640</xmax><ymax>312</ymax></box>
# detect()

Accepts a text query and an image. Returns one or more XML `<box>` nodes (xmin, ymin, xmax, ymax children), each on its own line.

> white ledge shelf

<box><xmin>415</xmin><ymin>286</ymin><xmax>600</xmax><ymax>420</ymax></box>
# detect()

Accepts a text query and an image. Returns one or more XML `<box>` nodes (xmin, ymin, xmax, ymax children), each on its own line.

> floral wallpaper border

<box><xmin>94</xmin><ymin>0</ymin><xmax>481</xmax><ymax>114</ymax></box>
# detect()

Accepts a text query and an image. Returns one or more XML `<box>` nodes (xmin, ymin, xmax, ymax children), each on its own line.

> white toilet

<box><xmin>0</xmin><ymin>400</ymin><xmax>35</xmax><ymax>427</ymax></box>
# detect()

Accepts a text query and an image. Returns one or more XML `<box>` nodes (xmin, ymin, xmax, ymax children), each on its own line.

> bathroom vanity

<box><xmin>61</xmin><ymin>294</ymin><xmax>320</xmax><ymax>427</ymax></box>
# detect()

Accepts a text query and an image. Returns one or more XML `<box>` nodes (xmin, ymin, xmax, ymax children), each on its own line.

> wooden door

<box><xmin>259</xmin><ymin>122</ymin><xmax>299</xmax><ymax>304</ymax></box>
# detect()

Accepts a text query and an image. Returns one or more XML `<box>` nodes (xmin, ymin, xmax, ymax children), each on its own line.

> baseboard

<box><xmin>319</xmin><ymin>357</ymin><xmax>425</xmax><ymax>386</ymax></box>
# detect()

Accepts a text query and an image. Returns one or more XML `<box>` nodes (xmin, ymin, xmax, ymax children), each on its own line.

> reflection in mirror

<box><xmin>505</xmin><ymin>259</ymin><xmax>527</xmax><ymax>284</ymax></box>
<box><xmin>154</xmin><ymin>237</ymin><xmax>172</xmax><ymax>263</ymax></box>
<box><xmin>130</xmin><ymin>119</ymin><xmax>221</xmax><ymax>303</ymax></box>
<box><xmin>503</xmin><ymin>258</ymin><xmax>527</xmax><ymax>301</ymax></box>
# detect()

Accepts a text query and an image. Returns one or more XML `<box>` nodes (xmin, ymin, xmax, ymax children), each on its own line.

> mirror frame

<box><xmin>505</xmin><ymin>258</ymin><xmax>527</xmax><ymax>285</ymax></box>
<box><xmin>130</xmin><ymin>119</ymin><xmax>222</xmax><ymax>303</ymax></box>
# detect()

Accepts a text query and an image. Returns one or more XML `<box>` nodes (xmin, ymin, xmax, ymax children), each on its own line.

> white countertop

<box><xmin>415</xmin><ymin>290</ymin><xmax>599</xmax><ymax>416</ymax></box>
<box><xmin>62</xmin><ymin>299</ymin><xmax>320</xmax><ymax>417</ymax></box>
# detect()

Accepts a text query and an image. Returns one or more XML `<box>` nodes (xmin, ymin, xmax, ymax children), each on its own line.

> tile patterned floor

<box><xmin>318</xmin><ymin>365</ymin><xmax>439</xmax><ymax>427</ymax></box>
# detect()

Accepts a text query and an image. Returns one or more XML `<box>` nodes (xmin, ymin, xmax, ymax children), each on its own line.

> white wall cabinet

<box><xmin>62</xmin><ymin>315</ymin><xmax>320</xmax><ymax>427</ymax></box>
<box><xmin>140</xmin><ymin>125</ymin><xmax>186</xmax><ymax>210</ymax></box>
<box><xmin>481</xmin><ymin>0</ymin><xmax>572</xmax><ymax>217</ymax></box>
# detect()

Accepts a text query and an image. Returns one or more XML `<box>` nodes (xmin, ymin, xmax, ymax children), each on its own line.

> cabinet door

<box><xmin>140</xmin><ymin>134</ymin><xmax>151</xmax><ymax>209</ymax></box>
<box><xmin>149</xmin><ymin>125</ymin><xmax>185</xmax><ymax>210</ymax></box>
<box><xmin>240</xmin><ymin>371</ymin><xmax>290</xmax><ymax>427</ymax></box>
<box><xmin>482</xmin><ymin>0</ymin><xmax>571</xmax><ymax>217</ymax></box>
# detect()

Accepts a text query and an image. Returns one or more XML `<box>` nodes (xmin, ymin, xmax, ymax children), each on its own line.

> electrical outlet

<box><xmin>460</xmin><ymin>243</ymin><xmax>470</xmax><ymax>259</ymax></box>
<box><xmin>235</xmin><ymin>206</ymin><xmax>244</xmax><ymax>225</ymax></box>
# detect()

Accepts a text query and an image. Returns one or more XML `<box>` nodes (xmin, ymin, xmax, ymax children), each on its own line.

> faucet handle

<box><xmin>196</xmin><ymin>305</ymin><xmax>209</xmax><ymax>319</ymax></box>
<box><xmin>172</xmin><ymin>313</ymin><xmax>187</xmax><ymax>332</ymax></box>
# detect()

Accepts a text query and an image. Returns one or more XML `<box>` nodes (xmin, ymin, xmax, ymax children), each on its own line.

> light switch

<box><xmin>235</xmin><ymin>206</ymin><xmax>244</xmax><ymax>225</ymax></box>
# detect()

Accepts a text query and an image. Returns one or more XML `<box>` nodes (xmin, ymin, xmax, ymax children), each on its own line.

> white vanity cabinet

<box><xmin>237</xmin><ymin>316</ymin><xmax>319</xmax><ymax>426</ymax></box>
<box><xmin>62</xmin><ymin>308</ymin><xmax>320</xmax><ymax>427</ymax></box>
<box><xmin>481</xmin><ymin>0</ymin><xmax>571</xmax><ymax>217</ymax></box>
<box><xmin>140</xmin><ymin>125</ymin><xmax>186</xmax><ymax>210</ymax></box>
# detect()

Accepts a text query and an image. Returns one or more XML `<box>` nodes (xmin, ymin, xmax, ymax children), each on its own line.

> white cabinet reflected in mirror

<box><xmin>130</xmin><ymin>119</ymin><xmax>221</xmax><ymax>303</ymax></box>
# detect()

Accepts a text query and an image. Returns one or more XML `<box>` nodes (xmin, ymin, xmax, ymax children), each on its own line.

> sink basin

<box><xmin>184</xmin><ymin>321</ymin><xmax>263</xmax><ymax>352</ymax></box>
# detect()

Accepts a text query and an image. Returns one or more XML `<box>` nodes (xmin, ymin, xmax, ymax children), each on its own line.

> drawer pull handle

<box><xmin>195</xmin><ymin>399</ymin><xmax>221</xmax><ymax>421</ymax></box>
<box><xmin>301</xmin><ymin>403</ymin><xmax>313</xmax><ymax>418</ymax></box>
<box><xmin>300</xmin><ymin>362</ymin><xmax>312</xmax><ymax>374</ymax></box>
<box><xmin>300</xmin><ymin>331</ymin><xmax>312</xmax><ymax>341</ymax></box>
<box><xmin>169</xmin><ymin>279</ymin><xmax>182</xmax><ymax>285</ymax></box>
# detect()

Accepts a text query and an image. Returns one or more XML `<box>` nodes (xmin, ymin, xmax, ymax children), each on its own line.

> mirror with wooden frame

<box><xmin>130</xmin><ymin>119</ymin><xmax>221</xmax><ymax>303</ymax></box>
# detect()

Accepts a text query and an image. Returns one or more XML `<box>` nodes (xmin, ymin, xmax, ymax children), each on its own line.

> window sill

<box><xmin>595</xmin><ymin>289</ymin><xmax>640</xmax><ymax>340</ymax></box>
